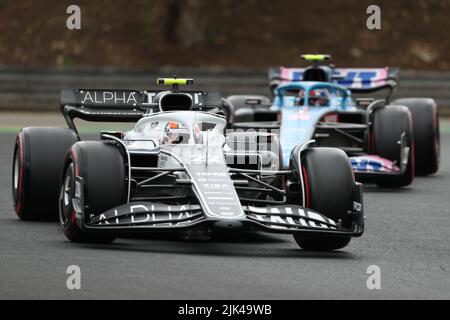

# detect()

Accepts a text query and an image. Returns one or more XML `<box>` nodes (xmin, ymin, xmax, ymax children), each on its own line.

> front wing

<box><xmin>350</xmin><ymin>132</ymin><xmax>410</xmax><ymax>177</ymax></box>
<box><xmin>73</xmin><ymin>178</ymin><xmax>364</xmax><ymax>237</ymax></box>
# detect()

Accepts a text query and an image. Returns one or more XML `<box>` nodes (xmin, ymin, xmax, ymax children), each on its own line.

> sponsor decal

<box><xmin>189</xmin><ymin>164</ymin><xmax>245</xmax><ymax>219</ymax></box>
<box><xmin>350</xmin><ymin>155</ymin><xmax>400</xmax><ymax>173</ymax></box>
<box><xmin>246</xmin><ymin>206</ymin><xmax>337</xmax><ymax>230</ymax></box>
<box><xmin>93</xmin><ymin>203</ymin><xmax>202</xmax><ymax>226</ymax></box>
<box><xmin>336</xmin><ymin>68</ymin><xmax>387</xmax><ymax>89</ymax></box>
<box><xmin>80</xmin><ymin>90</ymin><xmax>139</xmax><ymax>105</ymax></box>
<box><xmin>353</xmin><ymin>201</ymin><xmax>362</xmax><ymax>212</ymax></box>
<box><xmin>278</xmin><ymin>67</ymin><xmax>389</xmax><ymax>89</ymax></box>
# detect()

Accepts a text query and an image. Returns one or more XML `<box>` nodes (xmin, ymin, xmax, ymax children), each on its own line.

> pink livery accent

<box><xmin>350</xmin><ymin>155</ymin><xmax>400</xmax><ymax>173</ymax></box>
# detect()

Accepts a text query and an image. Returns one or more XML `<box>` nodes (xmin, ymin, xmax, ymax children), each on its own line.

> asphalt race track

<box><xmin>0</xmin><ymin>128</ymin><xmax>449</xmax><ymax>299</ymax></box>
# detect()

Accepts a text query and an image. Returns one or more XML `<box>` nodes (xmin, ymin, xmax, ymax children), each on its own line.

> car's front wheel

<box><xmin>60</xmin><ymin>141</ymin><xmax>126</xmax><ymax>243</ymax></box>
<box><xmin>289</xmin><ymin>147</ymin><xmax>354</xmax><ymax>251</ymax></box>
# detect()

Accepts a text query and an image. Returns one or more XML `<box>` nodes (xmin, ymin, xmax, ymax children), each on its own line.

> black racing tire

<box><xmin>12</xmin><ymin>127</ymin><xmax>78</xmax><ymax>221</ymax></box>
<box><xmin>393</xmin><ymin>98</ymin><xmax>440</xmax><ymax>175</ymax></box>
<box><xmin>290</xmin><ymin>147</ymin><xmax>353</xmax><ymax>251</ymax></box>
<box><xmin>59</xmin><ymin>141</ymin><xmax>126</xmax><ymax>243</ymax></box>
<box><xmin>372</xmin><ymin>105</ymin><xmax>414</xmax><ymax>187</ymax></box>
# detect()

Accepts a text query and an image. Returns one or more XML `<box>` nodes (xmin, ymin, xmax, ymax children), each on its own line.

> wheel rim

<box><xmin>63</xmin><ymin>175</ymin><xmax>71</xmax><ymax>207</ymax></box>
<box><xmin>12</xmin><ymin>147</ymin><xmax>19</xmax><ymax>201</ymax></box>
<box><xmin>59</xmin><ymin>163</ymin><xmax>74</xmax><ymax>226</ymax></box>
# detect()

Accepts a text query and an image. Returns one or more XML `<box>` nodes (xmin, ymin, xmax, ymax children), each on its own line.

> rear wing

<box><xmin>269</xmin><ymin>67</ymin><xmax>399</xmax><ymax>93</ymax></box>
<box><xmin>60</xmin><ymin>88</ymin><xmax>222</xmax><ymax>133</ymax></box>
<box><xmin>334</xmin><ymin>67</ymin><xmax>399</xmax><ymax>92</ymax></box>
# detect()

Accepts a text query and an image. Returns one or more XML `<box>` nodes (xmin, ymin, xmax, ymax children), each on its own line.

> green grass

<box><xmin>440</xmin><ymin>119</ymin><xmax>450</xmax><ymax>134</ymax></box>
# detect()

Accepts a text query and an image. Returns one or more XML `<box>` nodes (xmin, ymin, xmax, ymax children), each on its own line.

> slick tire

<box><xmin>290</xmin><ymin>147</ymin><xmax>354</xmax><ymax>251</ymax></box>
<box><xmin>392</xmin><ymin>98</ymin><xmax>439</xmax><ymax>175</ymax></box>
<box><xmin>59</xmin><ymin>141</ymin><xmax>126</xmax><ymax>243</ymax></box>
<box><xmin>372</xmin><ymin>105</ymin><xmax>414</xmax><ymax>187</ymax></box>
<box><xmin>12</xmin><ymin>127</ymin><xmax>78</xmax><ymax>221</ymax></box>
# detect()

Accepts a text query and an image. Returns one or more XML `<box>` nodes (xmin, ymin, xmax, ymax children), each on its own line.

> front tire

<box><xmin>290</xmin><ymin>147</ymin><xmax>354</xmax><ymax>251</ymax></box>
<box><xmin>59</xmin><ymin>141</ymin><xmax>126</xmax><ymax>243</ymax></box>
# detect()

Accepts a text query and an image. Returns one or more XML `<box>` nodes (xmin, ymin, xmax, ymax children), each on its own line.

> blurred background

<box><xmin>0</xmin><ymin>0</ymin><xmax>449</xmax><ymax>113</ymax></box>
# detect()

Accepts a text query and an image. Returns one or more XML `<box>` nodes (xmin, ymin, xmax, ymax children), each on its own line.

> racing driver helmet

<box><xmin>162</xmin><ymin>121</ymin><xmax>190</xmax><ymax>144</ymax></box>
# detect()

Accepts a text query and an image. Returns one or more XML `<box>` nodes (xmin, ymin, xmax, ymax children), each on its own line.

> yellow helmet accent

<box><xmin>301</xmin><ymin>54</ymin><xmax>331</xmax><ymax>62</ymax></box>
<box><xmin>156</xmin><ymin>78</ymin><xmax>194</xmax><ymax>85</ymax></box>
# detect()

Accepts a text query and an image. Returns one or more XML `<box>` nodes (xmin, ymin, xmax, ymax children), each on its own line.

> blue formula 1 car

<box><xmin>227</xmin><ymin>54</ymin><xmax>440</xmax><ymax>188</ymax></box>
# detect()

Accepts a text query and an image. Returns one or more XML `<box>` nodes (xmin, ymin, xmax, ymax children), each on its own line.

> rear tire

<box><xmin>290</xmin><ymin>147</ymin><xmax>353</xmax><ymax>251</ymax></box>
<box><xmin>393</xmin><ymin>98</ymin><xmax>439</xmax><ymax>175</ymax></box>
<box><xmin>59</xmin><ymin>141</ymin><xmax>126</xmax><ymax>243</ymax></box>
<box><xmin>372</xmin><ymin>106</ymin><xmax>414</xmax><ymax>187</ymax></box>
<box><xmin>12</xmin><ymin>127</ymin><xmax>78</xmax><ymax>221</ymax></box>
